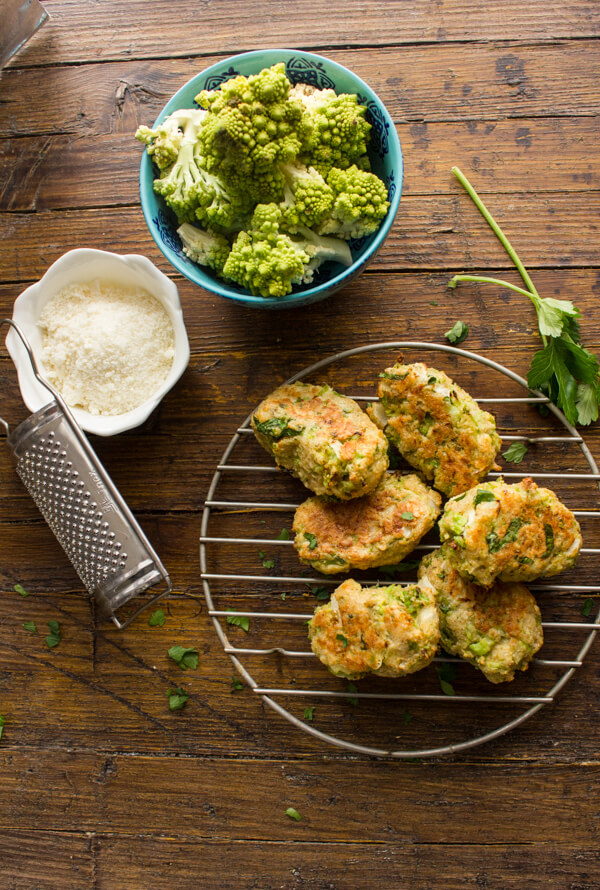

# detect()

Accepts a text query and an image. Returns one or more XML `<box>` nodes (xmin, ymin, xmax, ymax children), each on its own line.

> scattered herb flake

<box><xmin>46</xmin><ymin>620</ymin><xmax>61</xmax><ymax>649</ymax></box>
<box><xmin>473</xmin><ymin>490</ymin><xmax>497</xmax><ymax>507</ymax></box>
<box><xmin>303</xmin><ymin>706</ymin><xmax>315</xmax><ymax>722</ymax></box>
<box><xmin>258</xmin><ymin>551</ymin><xmax>275</xmax><ymax>569</ymax></box>
<box><xmin>285</xmin><ymin>807</ymin><xmax>302</xmax><ymax>822</ymax></box>
<box><xmin>231</xmin><ymin>675</ymin><xmax>244</xmax><ymax>692</ymax></box>
<box><xmin>581</xmin><ymin>598</ymin><xmax>594</xmax><ymax>618</ymax></box>
<box><xmin>312</xmin><ymin>586</ymin><xmax>330</xmax><ymax>602</ymax></box>
<box><xmin>168</xmin><ymin>645</ymin><xmax>199</xmax><ymax>671</ymax></box>
<box><xmin>336</xmin><ymin>633</ymin><xmax>349</xmax><ymax>649</ymax></box>
<box><xmin>14</xmin><ymin>584</ymin><xmax>29</xmax><ymax>597</ymax></box>
<box><xmin>166</xmin><ymin>687</ymin><xmax>189</xmax><ymax>711</ymax></box>
<box><xmin>502</xmin><ymin>442</ymin><xmax>528</xmax><ymax>464</ymax></box>
<box><xmin>23</xmin><ymin>621</ymin><xmax>37</xmax><ymax>634</ymax></box>
<box><xmin>430</xmin><ymin>301</ymin><xmax>438</xmax><ymax>306</ymax></box>
<box><xmin>400</xmin><ymin>511</ymin><xmax>415</xmax><ymax>521</ymax></box>
<box><xmin>281</xmin><ymin>592</ymin><xmax>287</xmax><ymax>601</ymax></box>
<box><xmin>148</xmin><ymin>609</ymin><xmax>166</xmax><ymax>627</ymax></box>
<box><xmin>436</xmin><ymin>663</ymin><xmax>457</xmax><ymax>696</ymax></box>
<box><xmin>304</xmin><ymin>532</ymin><xmax>318</xmax><ymax>551</ymax></box>
<box><xmin>402</xmin><ymin>710</ymin><xmax>413</xmax><ymax>726</ymax></box>
<box><xmin>445</xmin><ymin>320</ymin><xmax>469</xmax><ymax>345</ymax></box>
<box><xmin>227</xmin><ymin>612</ymin><xmax>250</xmax><ymax>633</ymax></box>
<box><xmin>277</xmin><ymin>528</ymin><xmax>290</xmax><ymax>540</ymax></box>
<box><xmin>379</xmin><ymin>559</ymin><xmax>422</xmax><ymax>577</ymax></box>
<box><xmin>346</xmin><ymin>682</ymin><xmax>359</xmax><ymax>706</ymax></box>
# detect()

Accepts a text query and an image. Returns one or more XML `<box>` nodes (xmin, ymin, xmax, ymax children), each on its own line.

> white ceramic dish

<box><xmin>6</xmin><ymin>248</ymin><xmax>190</xmax><ymax>436</ymax></box>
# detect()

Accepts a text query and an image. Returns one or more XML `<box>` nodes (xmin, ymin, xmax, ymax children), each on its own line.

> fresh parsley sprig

<box><xmin>448</xmin><ymin>166</ymin><xmax>600</xmax><ymax>426</ymax></box>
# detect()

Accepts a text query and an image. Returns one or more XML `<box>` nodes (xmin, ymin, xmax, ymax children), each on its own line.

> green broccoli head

<box><xmin>177</xmin><ymin>223</ymin><xmax>231</xmax><ymax>274</ymax></box>
<box><xmin>278</xmin><ymin>162</ymin><xmax>335</xmax><ymax>232</ymax></box>
<box><xmin>318</xmin><ymin>165</ymin><xmax>390</xmax><ymax>240</ymax></box>
<box><xmin>291</xmin><ymin>85</ymin><xmax>372</xmax><ymax>175</ymax></box>
<box><xmin>195</xmin><ymin>64</ymin><xmax>310</xmax><ymax>182</ymax></box>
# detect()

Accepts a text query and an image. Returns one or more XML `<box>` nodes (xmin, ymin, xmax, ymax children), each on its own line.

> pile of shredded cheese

<box><xmin>39</xmin><ymin>279</ymin><xmax>176</xmax><ymax>416</ymax></box>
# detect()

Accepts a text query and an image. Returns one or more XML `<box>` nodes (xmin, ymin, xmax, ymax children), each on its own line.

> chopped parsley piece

<box><xmin>402</xmin><ymin>710</ymin><xmax>413</xmax><ymax>725</ymax></box>
<box><xmin>336</xmin><ymin>633</ymin><xmax>349</xmax><ymax>648</ymax></box>
<box><xmin>253</xmin><ymin>416</ymin><xmax>303</xmax><ymax>440</ymax></box>
<box><xmin>400</xmin><ymin>511</ymin><xmax>415</xmax><ymax>521</ymax></box>
<box><xmin>436</xmin><ymin>663</ymin><xmax>457</xmax><ymax>696</ymax></box>
<box><xmin>346</xmin><ymin>682</ymin><xmax>359</xmax><ymax>706</ymax></box>
<box><xmin>0</xmin><ymin>715</ymin><xmax>5</xmax><ymax>741</ymax></box>
<box><xmin>445</xmin><ymin>320</ymin><xmax>469</xmax><ymax>345</ymax></box>
<box><xmin>285</xmin><ymin>807</ymin><xmax>302</xmax><ymax>822</ymax></box>
<box><xmin>168</xmin><ymin>645</ymin><xmax>199</xmax><ymax>670</ymax></box>
<box><xmin>258</xmin><ymin>550</ymin><xmax>275</xmax><ymax>569</ymax></box>
<box><xmin>304</xmin><ymin>532</ymin><xmax>318</xmax><ymax>550</ymax></box>
<box><xmin>429</xmin><ymin>301</ymin><xmax>438</xmax><ymax>306</ymax></box>
<box><xmin>281</xmin><ymin>592</ymin><xmax>287</xmax><ymax>601</ymax></box>
<box><xmin>277</xmin><ymin>528</ymin><xmax>290</xmax><ymax>540</ymax></box>
<box><xmin>231</xmin><ymin>675</ymin><xmax>244</xmax><ymax>692</ymax></box>
<box><xmin>581</xmin><ymin>598</ymin><xmax>594</xmax><ymax>618</ymax></box>
<box><xmin>473</xmin><ymin>489</ymin><xmax>496</xmax><ymax>507</ymax></box>
<box><xmin>303</xmin><ymin>706</ymin><xmax>315</xmax><ymax>722</ymax></box>
<box><xmin>23</xmin><ymin>621</ymin><xmax>37</xmax><ymax>634</ymax></box>
<box><xmin>166</xmin><ymin>687</ymin><xmax>189</xmax><ymax>711</ymax></box>
<box><xmin>14</xmin><ymin>584</ymin><xmax>29</xmax><ymax>597</ymax></box>
<box><xmin>227</xmin><ymin>612</ymin><xmax>250</xmax><ymax>633</ymax></box>
<box><xmin>542</xmin><ymin>523</ymin><xmax>555</xmax><ymax>558</ymax></box>
<box><xmin>486</xmin><ymin>518</ymin><xmax>525</xmax><ymax>553</ymax></box>
<box><xmin>379</xmin><ymin>559</ymin><xmax>422</xmax><ymax>577</ymax></box>
<box><xmin>312</xmin><ymin>586</ymin><xmax>330</xmax><ymax>601</ymax></box>
<box><xmin>148</xmin><ymin>609</ymin><xmax>166</xmax><ymax>627</ymax></box>
<box><xmin>503</xmin><ymin>442</ymin><xmax>528</xmax><ymax>464</ymax></box>
<box><xmin>46</xmin><ymin>620</ymin><xmax>61</xmax><ymax>649</ymax></box>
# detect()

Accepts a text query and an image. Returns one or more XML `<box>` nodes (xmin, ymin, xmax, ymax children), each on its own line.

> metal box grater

<box><xmin>2</xmin><ymin>319</ymin><xmax>172</xmax><ymax>627</ymax></box>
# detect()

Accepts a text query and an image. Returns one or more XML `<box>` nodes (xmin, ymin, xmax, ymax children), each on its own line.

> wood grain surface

<box><xmin>1</xmin><ymin>2</ymin><xmax>600</xmax><ymax>888</ymax></box>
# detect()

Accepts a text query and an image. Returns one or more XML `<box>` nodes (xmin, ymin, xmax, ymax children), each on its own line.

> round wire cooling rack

<box><xmin>200</xmin><ymin>342</ymin><xmax>600</xmax><ymax>758</ymax></box>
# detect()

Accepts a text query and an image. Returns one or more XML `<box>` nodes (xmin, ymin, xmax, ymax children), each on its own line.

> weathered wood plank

<box><xmin>2</xmin><ymin>41</ymin><xmax>600</xmax><ymax>140</ymax></box>
<box><xmin>1</xmin><ymin>748</ymin><xmax>599</xmax><ymax>843</ymax></box>
<box><xmin>10</xmin><ymin>0</ymin><xmax>600</xmax><ymax>68</ymax></box>
<box><xmin>2</xmin><ymin>116</ymin><xmax>600</xmax><ymax>213</ymax></box>
<box><xmin>0</xmin><ymin>830</ymin><xmax>93</xmax><ymax>889</ymax></box>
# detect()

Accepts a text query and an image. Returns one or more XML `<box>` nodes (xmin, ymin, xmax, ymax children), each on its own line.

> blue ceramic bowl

<box><xmin>139</xmin><ymin>49</ymin><xmax>403</xmax><ymax>309</ymax></box>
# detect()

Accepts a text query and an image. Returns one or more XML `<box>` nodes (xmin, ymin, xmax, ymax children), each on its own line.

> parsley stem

<box><xmin>451</xmin><ymin>167</ymin><xmax>539</xmax><ymax>298</ymax></box>
<box><xmin>449</xmin><ymin>274</ymin><xmax>537</xmax><ymax>302</ymax></box>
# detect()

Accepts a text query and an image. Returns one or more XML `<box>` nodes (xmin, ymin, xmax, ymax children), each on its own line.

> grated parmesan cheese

<box><xmin>38</xmin><ymin>279</ymin><xmax>176</xmax><ymax>416</ymax></box>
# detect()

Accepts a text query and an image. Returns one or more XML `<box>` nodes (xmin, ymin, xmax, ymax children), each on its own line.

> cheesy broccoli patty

<box><xmin>438</xmin><ymin>477</ymin><xmax>582</xmax><ymax>587</ymax></box>
<box><xmin>293</xmin><ymin>472</ymin><xmax>441</xmax><ymax>574</ymax></box>
<box><xmin>308</xmin><ymin>578</ymin><xmax>439</xmax><ymax>680</ymax></box>
<box><xmin>252</xmin><ymin>382</ymin><xmax>388</xmax><ymax>499</ymax></box>
<box><xmin>418</xmin><ymin>549</ymin><xmax>543</xmax><ymax>684</ymax></box>
<box><xmin>368</xmin><ymin>362</ymin><xmax>501</xmax><ymax>497</ymax></box>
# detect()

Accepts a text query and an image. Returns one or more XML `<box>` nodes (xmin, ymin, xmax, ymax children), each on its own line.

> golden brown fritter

<box><xmin>418</xmin><ymin>549</ymin><xmax>543</xmax><ymax>684</ymax></box>
<box><xmin>252</xmin><ymin>381</ymin><xmax>388</xmax><ymax>499</ymax></box>
<box><xmin>438</xmin><ymin>477</ymin><xmax>582</xmax><ymax>587</ymax></box>
<box><xmin>308</xmin><ymin>578</ymin><xmax>440</xmax><ymax>680</ymax></box>
<box><xmin>293</xmin><ymin>472</ymin><xmax>441</xmax><ymax>573</ymax></box>
<box><xmin>368</xmin><ymin>362</ymin><xmax>501</xmax><ymax>497</ymax></box>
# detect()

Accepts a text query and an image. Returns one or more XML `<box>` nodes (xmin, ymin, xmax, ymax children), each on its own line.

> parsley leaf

<box><xmin>581</xmin><ymin>598</ymin><xmax>594</xmax><ymax>618</ymax></box>
<box><xmin>312</xmin><ymin>586</ymin><xmax>330</xmax><ymax>601</ymax></box>
<box><xmin>445</xmin><ymin>320</ymin><xmax>469</xmax><ymax>345</ymax></box>
<box><xmin>0</xmin><ymin>715</ymin><xmax>5</xmax><ymax>741</ymax></box>
<box><xmin>148</xmin><ymin>609</ymin><xmax>166</xmax><ymax>627</ymax></box>
<box><xmin>502</xmin><ymin>442</ymin><xmax>528</xmax><ymax>464</ymax></box>
<box><xmin>473</xmin><ymin>489</ymin><xmax>497</xmax><ymax>507</ymax></box>
<box><xmin>227</xmin><ymin>612</ymin><xmax>250</xmax><ymax>633</ymax></box>
<box><xmin>285</xmin><ymin>807</ymin><xmax>302</xmax><ymax>822</ymax></box>
<box><xmin>304</xmin><ymin>532</ymin><xmax>318</xmax><ymax>550</ymax></box>
<box><xmin>336</xmin><ymin>633</ymin><xmax>349</xmax><ymax>648</ymax></box>
<box><xmin>23</xmin><ymin>621</ymin><xmax>37</xmax><ymax>634</ymax></box>
<box><xmin>253</xmin><ymin>416</ymin><xmax>302</xmax><ymax>440</ymax></box>
<box><xmin>277</xmin><ymin>528</ymin><xmax>290</xmax><ymax>540</ymax></box>
<box><xmin>14</xmin><ymin>584</ymin><xmax>29</xmax><ymax>597</ymax></box>
<box><xmin>258</xmin><ymin>550</ymin><xmax>275</xmax><ymax>569</ymax></box>
<box><xmin>303</xmin><ymin>706</ymin><xmax>315</xmax><ymax>722</ymax></box>
<box><xmin>166</xmin><ymin>687</ymin><xmax>189</xmax><ymax>711</ymax></box>
<box><xmin>231</xmin><ymin>675</ymin><xmax>244</xmax><ymax>692</ymax></box>
<box><xmin>436</xmin><ymin>663</ymin><xmax>457</xmax><ymax>696</ymax></box>
<box><xmin>379</xmin><ymin>559</ymin><xmax>422</xmax><ymax>577</ymax></box>
<box><xmin>400</xmin><ymin>511</ymin><xmax>415</xmax><ymax>521</ymax></box>
<box><xmin>46</xmin><ymin>620</ymin><xmax>61</xmax><ymax>649</ymax></box>
<box><xmin>402</xmin><ymin>710</ymin><xmax>413</xmax><ymax>725</ymax></box>
<box><xmin>168</xmin><ymin>645</ymin><xmax>199</xmax><ymax>670</ymax></box>
<box><xmin>449</xmin><ymin>166</ymin><xmax>600</xmax><ymax>426</ymax></box>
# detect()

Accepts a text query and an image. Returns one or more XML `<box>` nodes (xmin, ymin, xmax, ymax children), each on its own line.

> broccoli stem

<box><xmin>450</xmin><ymin>166</ymin><xmax>547</xmax><ymax>347</ymax></box>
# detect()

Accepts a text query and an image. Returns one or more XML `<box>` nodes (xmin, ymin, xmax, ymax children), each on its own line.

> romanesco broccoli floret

<box><xmin>222</xmin><ymin>203</ymin><xmax>352</xmax><ymax>298</ymax></box>
<box><xmin>195</xmin><ymin>64</ymin><xmax>309</xmax><ymax>183</ymax></box>
<box><xmin>190</xmin><ymin>167</ymin><xmax>252</xmax><ymax>234</ymax></box>
<box><xmin>278</xmin><ymin>162</ymin><xmax>335</xmax><ymax>232</ymax></box>
<box><xmin>290</xmin><ymin>84</ymin><xmax>372</xmax><ymax>175</ymax></box>
<box><xmin>136</xmin><ymin>109</ymin><xmax>206</xmax><ymax>171</ymax></box>
<box><xmin>317</xmin><ymin>164</ymin><xmax>390</xmax><ymax>240</ymax></box>
<box><xmin>177</xmin><ymin>223</ymin><xmax>231</xmax><ymax>274</ymax></box>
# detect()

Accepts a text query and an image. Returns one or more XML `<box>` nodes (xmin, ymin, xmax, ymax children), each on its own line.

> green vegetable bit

<box><xmin>46</xmin><ymin>620</ymin><xmax>61</xmax><ymax>649</ymax></box>
<box><xmin>473</xmin><ymin>489</ymin><xmax>497</xmax><ymax>507</ymax></box>
<box><xmin>227</xmin><ymin>612</ymin><xmax>250</xmax><ymax>633</ymax></box>
<box><xmin>304</xmin><ymin>532</ymin><xmax>318</xmax><ymax>550</ymax></box>
<box><xmin>400</xmin><ymin>511</ymin><xmax>415</xmax><ymax>521</ymax></box>
<box><xmin>312</xmin><ymin>586</ymin><xmax>330</xmax><ymax>601</ymax></box>
<box><xmin>14</xmin><ymin>584</ymin><xmax>29</xmax><ymax>597</ymax></box>
<box><xmin>449</xmin><ymin>166</ymin><xmax>600</xmax><ymax>425</ymax></box>
<box><xmin>445</xmin><ymin>320</ymin><xmax>469</xmax><ymax>345</ymax></box>
<box><xmin>502</xmin><ymin>442</ymin><xmax>528</xmax><ymax>464</ymax></box>
<box><xmin>277</xmin><ymin>528</ymin><xmax>290</xmax><ymax>540</ymax></box>
<box><xmin>168</xmin><ymin>645</ymin><xmax>199</xmax><ymax>671</ymax></box>
<box><xmin>0</xmin><ymin>715</ymin><xmax>5</xmax><ymax>741</ymax></box>
<box><xmin>231</xmin><ymin>675</ymin><xmax>244</xmax><ymax>692</ymax></box>
<box><xmin>148</xmin><ymin>609</ymin><xmax>166</xmax><ymax>627</ymax></box>
<box><xmin>166</xmin><ymin>687</ymin><xmax>189</xmax><ymax>711</ymax></box>
<box><xmin>436</xmin><ymin>663</ymin><xmax>457</xmax><ymax>696</ymax></box>
<box><xmin>285</xmin><ymin>807</ymin><xmax>302</xmax><ymax>822</ymax></box>
<box><xmin>486</xmin><ymin>518</ymin><xmax>525</xmax><ymax>553</ymax></box>
<box><xmin>581</xmin><ymin>598</ymin><xmax>594</xmax><ymax>618</ymax></box>
<box><xmin>336</xmin><ymin>633</ymin><xmax>349</xmax><ymax>649</ymax></box>
<box><xmin>303</xmin><ymin>706</ymin><xmax>316</xmax><ymax>722</ymax></box>
<box><xmin>23</xmin><ymin>621</ymin><xmax>37</xmax><ymax>634</ymax></box>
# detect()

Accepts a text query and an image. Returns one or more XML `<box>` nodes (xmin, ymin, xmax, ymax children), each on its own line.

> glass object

<box><xmin>0</xmin><ymin>0</ymin><xmax>48</xmax><ymax>69</ymax></box>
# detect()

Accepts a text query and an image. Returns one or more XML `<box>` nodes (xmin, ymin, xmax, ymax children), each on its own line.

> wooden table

<box><xmin>2</xmin><ymin>2</ymin><xmax>600</xmax><ymax>887</ymax></box>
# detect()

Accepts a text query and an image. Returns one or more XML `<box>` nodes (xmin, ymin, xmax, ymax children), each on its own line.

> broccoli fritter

<box><xmin>252</xmin><ymin>382</ymin><xmax>388</xmax><ymax>500</ymax></box>
<box><xmin>438</xmin><ymin>477</ymin><xmax>583</xmax><ymax>587</ymax></box>
<box><xmin>308</xmin><ymin>578</ymin><xmax>440</xmax><ymax>680</ymax></box>
<box><xmin>293</xmin><ymin>472</ymin><xmax>441</xmax><ymax>574</ymax></box>
<box><xmin>418</xmin><ymin>549</ymin><xmax>543</xmax><ymax>684</ymax></box>
<box><xmin>368</xmin><ymin>362</ymin><xmax>501</xmax><ymax>497</ymax></box>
